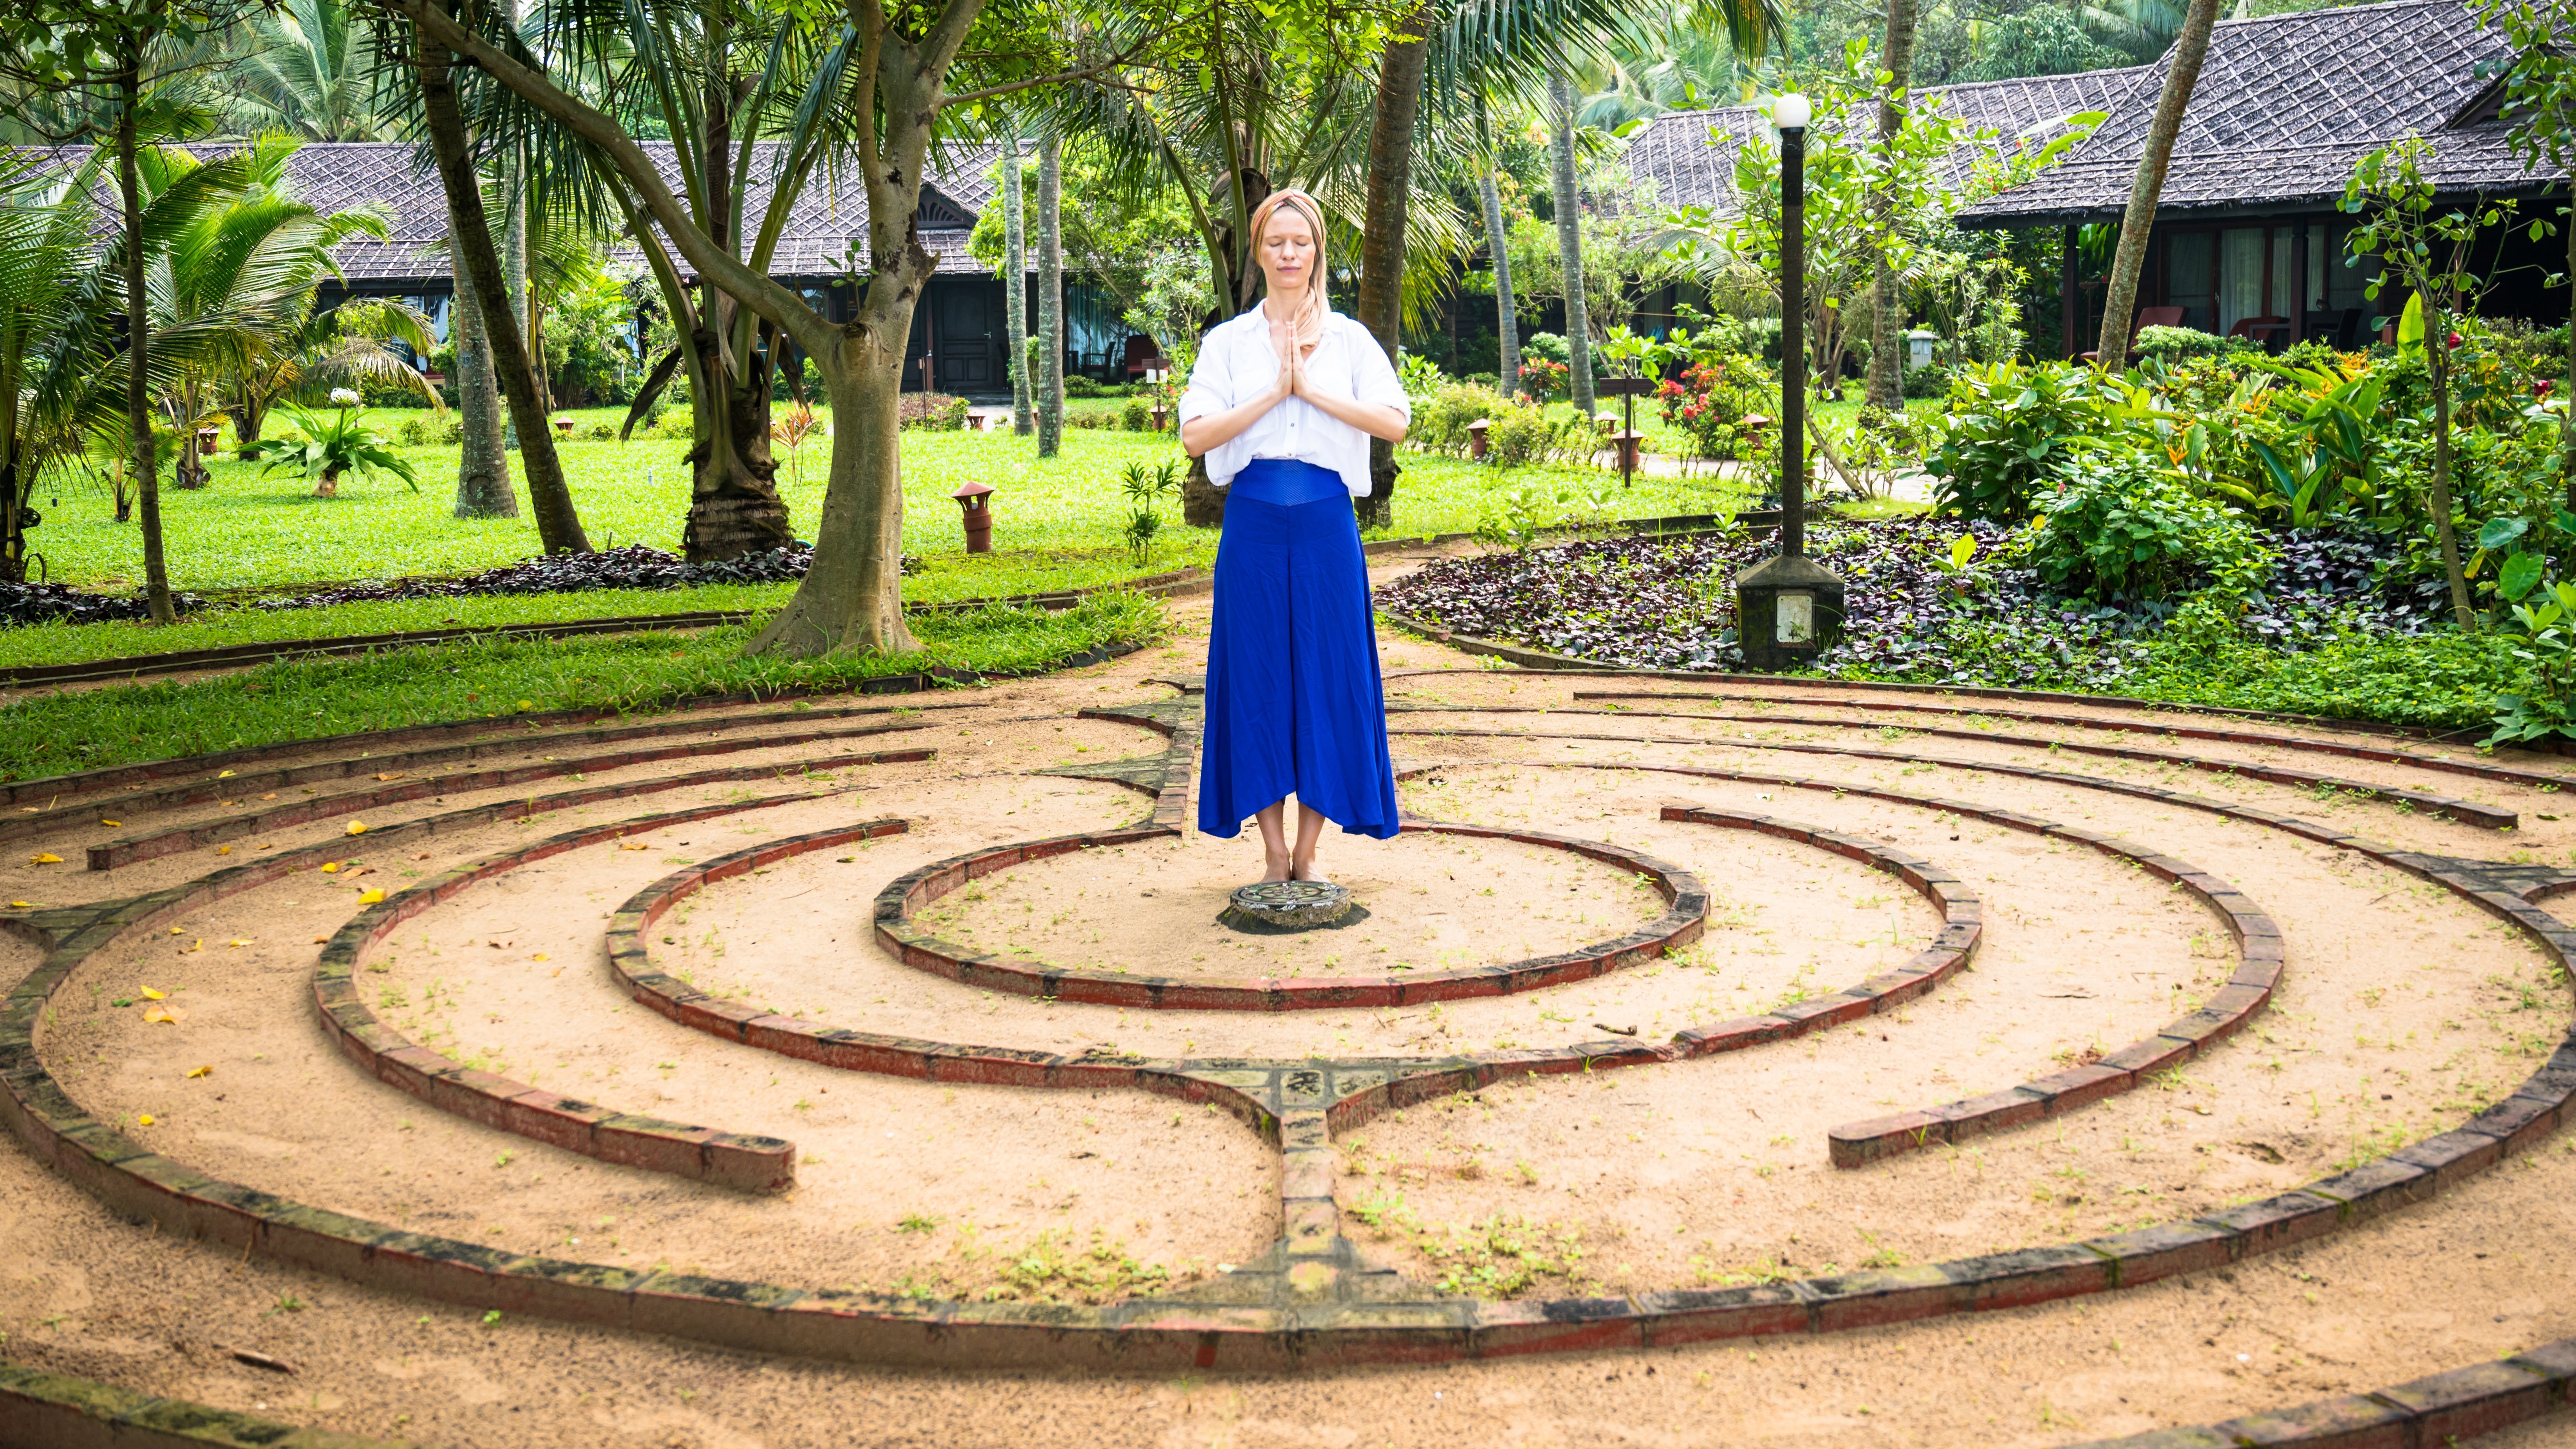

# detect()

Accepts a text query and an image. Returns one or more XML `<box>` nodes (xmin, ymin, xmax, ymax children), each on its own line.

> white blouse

<box><xmin>1177</xmin><ymin>307</ymin><xmax>1410</xmax><ymax>499</ymax></box>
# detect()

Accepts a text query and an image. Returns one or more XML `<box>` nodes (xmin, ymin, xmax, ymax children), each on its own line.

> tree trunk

<box><xmin>678</xmin><ymin>56</ymin><xmax>792</xmax><ymax>561</ymax></box>
<box><xmin>1002</xmin><ymin>128</ymin><xmax>1032</xmax><ymax>436</ymax></box>
<box><xmin>415</xmin><ymin>19</ymin><xmax>589</xmax><ymax>555</ymax></box>
<box><xmin>448</xmin><ymin>214</ymin><xmax>517</xmax><ymax>518</ymax></box>
<box><xmin>2429</xmin><ymin>310</ymin><xmax>2472</xmax><ymax>630</ymax></box>
<box><xmin>1869</xmin><ymin>0</ymin><xmax>1920</xmax><ymax>409</ymax></box>
<box><xmin>747</xmin><ymin>307</ymin><xmax>923</xmax><ymax>658</ymax></box>
<box><xmin>118</xmin><ymin>65</ymin><xmax>173</xmax><ymax>625</ymax></box>
<box><xmin>1479</xmin><ymin>121</ymin><xmax>1520</xmax><ymax>397</ymax></box>
<box><xmin>1036</xmin><ymin>124</ymin><xmax>1064</xmax><ymax>457</ymax></box>
<box><xmin>1352</xmin><ymin>10</ymin><xmax>1428</xmax><ymax>531</ymax></box>
<box><xmin>231</xmin><ymin>396</ymin><xmax>267</xmax><ymax>457</ymax></box>
<box><xmin>1547</xmin><ymin>70</ymin><xmax>1594</xmax><ymax>419</ymax></box>
<box><xmin>2096</xmin><ymin>0</ymin><xmax>2222</xmax><ymax>362</ymax></box>
<box><xmin>2563</xmin><ymin>201</ymin><xmax>2574</xmax><ymax>514</ymax></box>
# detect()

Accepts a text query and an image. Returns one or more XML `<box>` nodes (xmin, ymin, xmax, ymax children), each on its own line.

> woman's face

<box><xmin>1257</xmin><ymin>206</ymin><xmax>1317</xmax><ymax>296</ymax></box>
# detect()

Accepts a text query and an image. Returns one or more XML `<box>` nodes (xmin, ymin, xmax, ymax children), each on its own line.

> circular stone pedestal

<box><xmin>1219</xmin><ymin>880</ymin><xmax>1365</xmax><ymax>935</ymax></box>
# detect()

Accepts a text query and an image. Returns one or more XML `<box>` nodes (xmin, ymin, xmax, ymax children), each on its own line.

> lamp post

<box><xmin>1733</xmin><ymin>91</ymin><xmax>1845</xmax><ymax>672</ymax></box>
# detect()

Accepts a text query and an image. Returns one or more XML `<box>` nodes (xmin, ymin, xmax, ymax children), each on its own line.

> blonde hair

<box><xmin>1248</xmin><ymin>188</ymin><xmax>1328</xmax><ymax>343</ymax></box>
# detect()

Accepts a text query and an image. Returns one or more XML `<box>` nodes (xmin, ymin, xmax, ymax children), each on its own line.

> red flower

<box><xmin>2538</xmin><ymin>379</ymin><xmax>2556</xmax><ymax>396</ymax></box>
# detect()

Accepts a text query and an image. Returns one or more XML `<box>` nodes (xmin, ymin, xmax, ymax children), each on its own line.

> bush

<box><xmin>2133</xmin><ymin>325</ymin><xmax>2256</xmax><ymax>362</ymax></box>
<box><xmin>1653</xmin><ymin>352</ymin><xmax>1773</xmax><ymax>461</ymax></box>
<box><xmin>395</xmin><ymin>418</ymin><xmax>432</xmax><ymax>447</ymax></box>
<box><xmin>1483</xmin><ymin>402</ymin><xmax>1589</xmax><ymax>468</ymax></box>
<box><xmin>589</xmin><ymin>421</ymin><xmax>617</xmax><ymax>440</ymax></box>
<box><xmin>1413</xmin><ymin>383</ymin><xmax>1513</xmax><ymax>457</ymax></box>
<box><xmin>1927</xmin><ymin>360</ymin><xmax>2128</xmax><ymax>523</ymax></box>
<box><xmin>1902</xmin><ymin>361</ymin><xmax>1951</xmax><ymax>399</ymax></box>
<box><xmin>360</xmin><ymin>375</ymin><xmax>435</xmax><ymax>408</ymax></box>
<box><xmin>2026</xmin><ymin>460</ymin><xmax>2260</xmax><ymax>603</ymax></box>
<box><xmin>1122</xmin><ymin>397</ymin><xmax>1151</xmax><ymax>431</ymax></box>
<box><xmin>899</xmin><ymin>392</ymin><xmax>970</xmax><ymax>430</ymax></box>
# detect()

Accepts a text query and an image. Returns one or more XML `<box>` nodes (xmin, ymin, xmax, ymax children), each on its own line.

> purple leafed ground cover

<box><xmin>1372</xmin><ymin>517</ymin><xmax>2424</xmax><ymax>690</ymax></box>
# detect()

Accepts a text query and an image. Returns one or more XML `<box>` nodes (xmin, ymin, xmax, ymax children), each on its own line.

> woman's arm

<box><xmin>1180</xmin><ymin>331</ymin><xmax>1291</xmax><ymax>457</ymax></box>
<box><xmin>1290</xmin><ymin>379</ymin><xmax>1407</xmax><ymax>443</ymax></box>
<box><xmin>1294</xmin><ymin>327</ymin><xmax>1408</xmax><ymax>443</ymax></box>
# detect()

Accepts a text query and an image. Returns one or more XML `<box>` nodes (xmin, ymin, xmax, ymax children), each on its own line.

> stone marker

<box><xmin>1220</xmin><ymin>880</ymin><xmax>1361</xmax><ymax>934</ymax></box>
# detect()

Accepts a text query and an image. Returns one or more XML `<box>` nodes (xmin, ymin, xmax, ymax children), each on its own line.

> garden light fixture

<box><xmin>951</xmin><ymin>479</ymin><xmax>995</xmax><ymax>554</ymax></box>
<box><xmin>1734</xmin><ymin>88</ymin><xmax>1844</xmax><ymax>671</ymax></box>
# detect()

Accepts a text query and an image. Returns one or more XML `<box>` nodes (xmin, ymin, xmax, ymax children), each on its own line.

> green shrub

<box><xmin>589</xmin><ymin>421</ymin><xmax>617</xmax><ymax>440</ymax></box>
<box><xmin>1121</xmin><ymin>397</ymin><xmax>1150</xmax><ymax>431</ymax></box>
<box><xmin>2027</xmin><ymin>459</ymin><xmax>2260</xmax><ymax>602</ymax></box>
<box><xmin>1928</xmin><ymin>360</ymin><xmax>2129</xmax><ymax>523</ymax></box>
<box><xmin>899</xmin><ymin>392</ymin><xmax>970</xmax><ymax>430</ymax></box>
<box><xmin>1413</xmin><ymin>383</ymin><xmax>1513</xmax><ymax>457</ymax></box>
<box><xmin>2132</xmin><ymin>325</ymin><xmax>2254</xmax><ymax>362</ymax></box>
<box><xmin>1484</xmin><ymin>403</ymin><xmax>1589</xmax><ymax>468</ymax></box>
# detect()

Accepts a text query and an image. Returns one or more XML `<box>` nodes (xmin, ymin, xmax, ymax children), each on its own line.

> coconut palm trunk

<box><xmin>2096</xmin><ymin>0</ymin><xmax>2223</xmax><ymax>362</ymax></box>
<box><xmin>1867</xmin><ymin>0</ymin><xmax>1920</xmax><ymax>409</ymax></box>
<box><xmin>116</xmin><ymin>61</ymin><xmax>174</xmax><ymax>625</ymax></box>
<box><xmin>1352</xmin><ymin>9</ymin><xmax>1430</xmax><ymax>530</ymax></box>
<box><xmin>1547</xmin><ymin>69</ymin><xmax>1594</xmax><ymax>419</ymax></box>
<box><xmin>413</xmin><ymin>16</ymin><xmax>589</xmax><ymax>555</ymax></box>
<box><xmin>1002</xmin><ymin>128</ymin><xmax>1032</xmax><ymax>436</ymax></box>
<box><xmin>1478</xmin><ymin>104</ymin><xmax>1520</xmax><ymax>396</ymax></box>
<box><xmin>1036</xmin><ymin>124</ymin><xmax>1064</xmax><ymax>458</ymax></box>
<box><xmin>448</xmin><ymin>223</ymin><xmax>517</xmax><ymax>518</ymax></box>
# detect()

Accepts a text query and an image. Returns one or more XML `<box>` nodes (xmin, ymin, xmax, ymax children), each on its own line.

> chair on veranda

<box><xmin>2081</xmin><ymin>305</ymin><xmax>2187</xmax><ymax>363</ymax></box>
<box><xmin>2230</xmin><ymin>315</ymin><xmax>2291</xmax><ymax>351</ymax></box>
<box><xmin>2301</xmin><ymin>308</ymin><xmax>2365</xmax><ymax>351</ymax></box>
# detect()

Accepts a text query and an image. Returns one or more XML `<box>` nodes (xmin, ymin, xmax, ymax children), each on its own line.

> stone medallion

<box><xmin>1218</xmin><ymin>878</ymin><xmax>1363</xmax><ymax>934</ymax></box>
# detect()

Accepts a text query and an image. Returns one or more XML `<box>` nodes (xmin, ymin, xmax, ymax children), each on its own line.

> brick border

<box><xmin>81</xmin><ymin>719</ymin><xmax>935</xmax><ymax>869</ymax></box>
<box><xmin>0</xmin><ymin>700</ymin><xmax>2567</xmax><ymax>1370</ymax></box>
<box><xmin>1370</xmin><ymin>627</ymin><xmax>2470</xmax><ymax>743</ymax></box>
<box><xmin>1572</xmin><ymin>688</ymin><xmax>2576</xmax><ymax>794</ymax></box>
<box><xmin>867</xmin><ymin>821</ymin><xmax>1708</xmax><ymax>1010</ymax></box>
<box><xmin>308</xmin><ymin>792</ymin><xmax>930</xmax><ymax>1193</ymax></box>
<box><xmin>1386</xmin><ymin>723</ymin><xmax>2512</xmax><ymax>831</ymax></box>
<box><xmin>0</xmin><ymin>1356</ymin><xmax>416</xmax><ymax>1449</ymax></box>
<box><xmin>0</xmin><ymin>637</ymin><xmax>1144</xmax><ymax>813</ymax></box>
<box><xmin>1649</xmin><ymin>806</ymin><xmax>1983</xmax><ymax>1059</ymax></box>
<box><xmin>1656</xmin><ymin>788</ymin><xmax>2280</xmax><ymax>1166</ymax></box>
<box><xmin>2075</xmin><ymin>1335</ymin><xmax>2576</xmax><ymax>1447</ymax></box>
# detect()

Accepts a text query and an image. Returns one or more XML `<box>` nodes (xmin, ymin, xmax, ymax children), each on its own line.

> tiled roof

<box><xmin>1957</xmin><ymin>0</ymin><xmax>2564</xmax><ymax>227</ymax></box>
<box><xmin>262</xmin><ymin>141</ymin><xmax>987</xmax><ymax>287</ymax></box>
<box><xmin>1621</xmin><ymin>67</ymin><xmax>2152</xmax><ymax>220</ymax></box>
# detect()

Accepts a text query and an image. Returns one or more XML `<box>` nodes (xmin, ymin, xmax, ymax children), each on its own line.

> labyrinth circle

<box><xmin>3</xmin><ymin>604</ymin><xmax>2573</xmax><ymax>1446</ymax></box>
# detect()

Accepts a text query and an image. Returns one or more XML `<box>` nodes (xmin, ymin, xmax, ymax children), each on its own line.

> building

<box><xmin>288</xmin><ymin>140</ymin><xmax>1136</xmax><ymax>398</ymax></box>
<box><xmin>1617</xmin><ymin>0</ymin><xmax>2572</xmax><ymax>357</ymax></box>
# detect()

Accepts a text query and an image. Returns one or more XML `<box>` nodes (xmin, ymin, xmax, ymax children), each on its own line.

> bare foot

<box><xmin>1262</xmin><ymin>850</ymin><xmax>1292</xmax><ymax>883</ymax></box>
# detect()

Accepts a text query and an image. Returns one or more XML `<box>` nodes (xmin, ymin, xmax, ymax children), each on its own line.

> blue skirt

<box><xmin>1198</xmin><ymin>459</ymin><xmax>1401</xmax><ymax>840</ymax></box>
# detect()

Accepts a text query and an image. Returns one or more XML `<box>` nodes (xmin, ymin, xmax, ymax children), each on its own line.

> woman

<box><xmin>1178</xmin><ymin>189</ymin><xmax>1410</xmax><ymax>885</ymax></box>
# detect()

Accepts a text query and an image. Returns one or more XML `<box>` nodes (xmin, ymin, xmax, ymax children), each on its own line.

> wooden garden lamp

<box><xmin>951</xmin><ymin>479</ymin><xmax>995</xmax><ymax>554</ymax></box>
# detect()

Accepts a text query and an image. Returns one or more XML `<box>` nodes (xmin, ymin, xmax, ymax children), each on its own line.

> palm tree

<box><xmin>1475</xmin><ymin>98</ymin><xmax>1519</xmax><ymax>395</ymax></box>
<box><xmin>1037</xmin><ymin>121</ymin><xmax>1065</xmax><ymax>457</ymax></box>
<box><xmin>1546</xmin><ymin>68</ymin><xmax>1595</xmax><ymax>418</ymax></box>
<box><xmin>141</xmin><ymin>134</ymin><xmax>410</xmax><ymax>494</ymax></box>
<box><xmin>0</xmin><ymin>154</ymin><xmax>119</xmax><ymax>582</ymax></box>
<box><xmin>2096</xmin><ymin>0</ymin><xmax>2222</xmax><ymax>361</ymax></box>
<box><xmin>1869</xmin><ymin>0</ymin><xmax>1922</xmax><ymax>409</ymax></box>
<box><xmin>999</xmin><ymin>126</ymin><xmax>1032</xmax><ymax>435</ymax></box>
<box><xmin>231</xmin><ymin>297</ymin><xmax>440</xmax><ymax>455</ymax></box>
<box><xmin>224</xmin><ymin>0</ymin><xmax>391</xmax><ymax>141</ymax></box>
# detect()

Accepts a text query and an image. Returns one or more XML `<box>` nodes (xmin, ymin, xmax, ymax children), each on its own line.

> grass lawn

<box><xmin>0</xmin><ymin>592</ymin><xmax>1169</xmax><ymax>782</ymax></box>
<box><xmin>27</xmin><ymin>403</ymin><xmax>1753</xmax><ymax>596</ymax></box>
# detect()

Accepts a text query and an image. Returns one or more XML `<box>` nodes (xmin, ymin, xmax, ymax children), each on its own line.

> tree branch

<box><xmin>380</xmin><ymin>0</ymin><xmax>837</xmax><ymax>357</ymax></box>
<box><xmin>937</xmin><ymin>45</ymin><xmax>1151</xmax><ymax>109</ymax></box>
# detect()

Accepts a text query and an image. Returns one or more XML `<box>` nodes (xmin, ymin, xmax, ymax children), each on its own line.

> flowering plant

<box><xmin>247</xmin><ymin>394</ymin><xmax>416</xmax><ymax>497</ymax></box>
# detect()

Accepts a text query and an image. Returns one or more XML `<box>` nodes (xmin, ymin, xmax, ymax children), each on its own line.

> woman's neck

<box><xmin>1260</xmin><ymin>287</ymin><xmax>1313</xmax><ymax>321</ymax></box>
